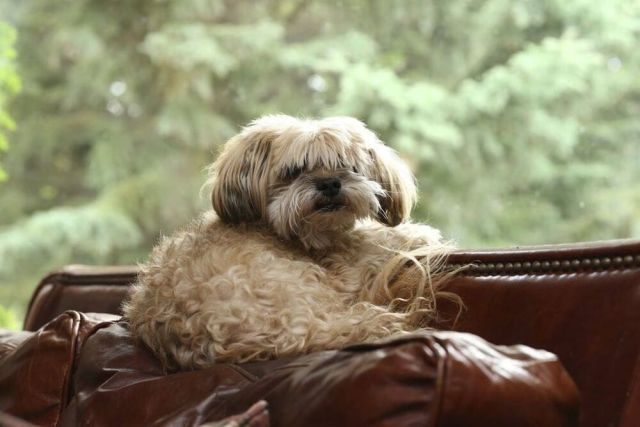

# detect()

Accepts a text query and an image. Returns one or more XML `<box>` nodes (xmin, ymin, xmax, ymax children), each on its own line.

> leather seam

<box><xmin>55</xmin><ymin>311</ymin><xmax>81</xmax><ymax>427</ymax></box>
<box><xmin>55</xmin><ymin>275</ymin><xmax>136</xmax><ymax>285</ymax></box>
<box><xmin>226</xmin><ymin>364</ymin><xmax>259</xmax><ymax>382</ymax></box>
<box><xmin>450</xmin><ymin>254</ymin><xmax>640</xmax><ymax>276</ymax></box>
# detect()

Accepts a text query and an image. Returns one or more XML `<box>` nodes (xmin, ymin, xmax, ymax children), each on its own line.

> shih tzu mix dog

<box><xmin>124</xmin><ymin>115</ymin><xmax>455</xmax><ymax>370</ymax></box>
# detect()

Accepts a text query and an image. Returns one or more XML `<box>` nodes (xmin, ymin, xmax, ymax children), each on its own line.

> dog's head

<box><xmin>208</xmin><ymin>115</ymin><xmax>417</xmax><ymax>249</ymax></box>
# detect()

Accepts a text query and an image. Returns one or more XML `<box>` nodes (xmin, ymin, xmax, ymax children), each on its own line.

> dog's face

<box><xmin>208</xmin><ymin>115</ymin><xmax>417</xmax><ymax>250</ymax></box>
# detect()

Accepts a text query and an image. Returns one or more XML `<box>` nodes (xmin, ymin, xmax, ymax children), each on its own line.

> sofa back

<box><xmin>24</xmin><ymin>265</ymin><xmax>137</xmax><ymax>332</ymax></box>
<box><xmin>22</xmin><ymin>240</ymin><xmax>640</xmax><ymax>427</ymax></box>
<box><xmin>439</xmin><ymin>240</ymin><xmax>640</xmax><ymax>427</ymax></box>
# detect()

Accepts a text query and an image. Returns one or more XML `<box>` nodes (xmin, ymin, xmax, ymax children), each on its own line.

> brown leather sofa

<box><xmin>1</xmin><ymin>240</ymin><xmax>639</xmax><ymax>426</ymax></box>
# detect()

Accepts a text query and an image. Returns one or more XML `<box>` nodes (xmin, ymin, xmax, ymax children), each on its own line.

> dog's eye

<box><xmin>283</xmin><ymin>167</ymin><xmax>303</xmax><ymax>180</ymax></box>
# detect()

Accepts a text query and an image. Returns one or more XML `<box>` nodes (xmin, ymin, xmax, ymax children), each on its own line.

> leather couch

<box><xmin>1</xmin><ymin>240</ymin><xmax>639</xmax><ymax>426</ymax></box>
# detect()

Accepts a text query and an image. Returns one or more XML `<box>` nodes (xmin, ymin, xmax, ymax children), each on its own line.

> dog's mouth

<box><xmin>315</xmin><ymin>201</ymin><xmax>347</xmax><ymax>213</ymax></box>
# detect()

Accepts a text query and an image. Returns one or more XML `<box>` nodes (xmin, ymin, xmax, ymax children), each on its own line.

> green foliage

<box><xmin>0</xmin><ymin>203</ymin><xmax>142</xmax><ymax>279</ymax></box>
<box><xmin>0</xmin><ymin>305</ymin><xmax>19</xmax><ymax>330</ymax></box>
<box><xmin>0</xmin><ymin>21</ymin><xmax>20</xmax><ymax>181</ymax></box>
<box><xmin>0</xmin><ymin>0</ymin><xmax>639</xmax><ymax>318</ymax></box>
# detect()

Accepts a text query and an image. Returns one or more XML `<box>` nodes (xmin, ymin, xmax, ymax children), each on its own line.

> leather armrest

<box><xmin>0</xmin><ymin>312</ymin><xmax>118</xmax><ymax>425</ymax></box>
<box><xmin>0</xmin><ymin>330</ymin><xmax>32</xmax><ymax>361</ymax></box>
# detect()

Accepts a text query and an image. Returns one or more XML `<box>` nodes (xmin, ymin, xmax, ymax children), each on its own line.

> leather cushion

<box><xmin>60</xmin><ymin>319</ymin><xmax>579</xmax><ymax>427</ymax></box>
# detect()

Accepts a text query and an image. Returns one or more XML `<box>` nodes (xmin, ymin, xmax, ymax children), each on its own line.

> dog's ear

<box><xmin>367</xmin><ymin>143</ymin><xmax>417</xmax><ymax>226</ymax></box>
<box><xmin>210</xmin><ymin>132</ymin><xmax>272</xmax><ymax>224</ymax></box>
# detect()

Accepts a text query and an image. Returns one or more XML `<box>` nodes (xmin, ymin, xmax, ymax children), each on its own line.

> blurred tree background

<box><xmin>0</xmin><ymin>0</ymin><xmax>639</xmax><ymax>328</ymax></box>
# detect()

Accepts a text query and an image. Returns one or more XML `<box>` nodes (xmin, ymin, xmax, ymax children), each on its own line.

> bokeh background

<box><xmin>1</xmin><ymin>0</ymin><xmax>639</xmax><ymax>328</ymax></box>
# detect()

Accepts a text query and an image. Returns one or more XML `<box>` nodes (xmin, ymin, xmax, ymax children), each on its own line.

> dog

<box><xmin>123</xmin><ymin>115</ymin><xmax>455</xmax><ymax>370</ymax></box>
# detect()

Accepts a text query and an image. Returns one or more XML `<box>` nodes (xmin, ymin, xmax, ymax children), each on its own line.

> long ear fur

<box><xmin>209</xmin><ymin>132</ymin><xmax>272</xmax><ymax>223</ymax></box>
<box><xmin>367</xmin><ymin>143</ymin><xmax>417</xmax><ymax>226</ymax></box>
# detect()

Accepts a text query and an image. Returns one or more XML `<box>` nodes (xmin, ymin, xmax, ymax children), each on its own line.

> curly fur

<box><xmin>123</xmin><ymin>115</ymin><xmax>457</xmax><ymax>370</ymax></box>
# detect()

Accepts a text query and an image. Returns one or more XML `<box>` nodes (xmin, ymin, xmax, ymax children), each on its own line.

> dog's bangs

<box><xmin>274</xmin><ymin>131</ymin><xmax>370</xmax><ymax>174</ymax></box>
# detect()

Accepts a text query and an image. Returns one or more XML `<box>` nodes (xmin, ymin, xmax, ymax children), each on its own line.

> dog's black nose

<box><xmin>315</xmin><ymin>177</ymin><xmax>342</xmax><ymax>198</ymax></box>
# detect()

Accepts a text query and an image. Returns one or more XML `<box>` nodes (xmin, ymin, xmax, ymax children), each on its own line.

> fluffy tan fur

<box><xmin>123</xmin><ymin>115</ymin><xmax>456</xmax><ymax>370</ymax></box>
